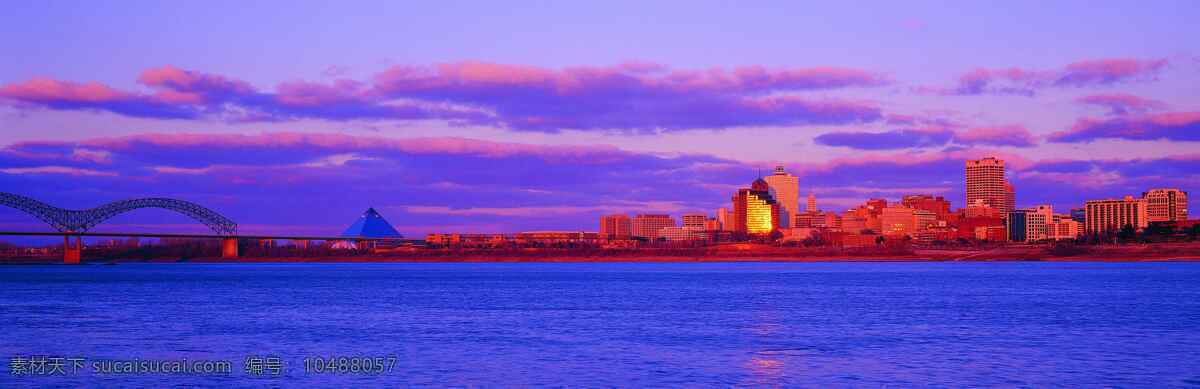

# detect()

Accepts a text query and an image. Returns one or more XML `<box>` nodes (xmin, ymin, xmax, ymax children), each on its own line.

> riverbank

<box><xmin>3</xmin><ymin>242</ymin><xmax>1199</xmax><ymax>264</ymax></box>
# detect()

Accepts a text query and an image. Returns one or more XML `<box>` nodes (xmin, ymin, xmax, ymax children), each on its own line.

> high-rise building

<box><xmin>966</xmin><ymin>157</ymin><xmax>1013</xmax><ymax>214</ymax></box>
<box><xmin>902</xmin><ymin>195</ymin><xmax>952</xmax><ymax>221</ymax></box>
<box><xmin>716</xmin><ymin>208</ymin><xmax>731</xmax><ymax>231</ymax></box>
<box><xmin>632</xmin><ymin>214</ymin><xmax>676</xmax><ymax>239</ymax></box>
<box><xmin>806</xmin><ymin>193</ymin><xmax>817</xmax><ymax>212</ymax></box>
<box><xmin>763</xmin><ymin>165</ymin><xmax>799</xmax><ymax>228</ymax></box>
<box><xmin>1085</xmin><ymin>196</ymin><xmax>1148</xmax><ymax>234</ymax></box>
<box><xmin>1070</xmin><ymin>208</ymin><xmax>1086</xmax><ymax>223</ymax></box>
<box><xmin>681</xmin><ymin>213</ymin><xmax>707</xmax><ymax>229</ymax></box>
<box><xmin>731</xmin><ymin>177</ymin><xmax>780</xmax><ymax>235</ymax></box>
<box><xmin>1143</xmin><ymin>188</ymin><xmax>1189</xmax><ymax>223</ymax></box>
<box><xmin>599</xmin><ymin>214</ymin><xmax>632</xmax><ymax>240</ymax></box>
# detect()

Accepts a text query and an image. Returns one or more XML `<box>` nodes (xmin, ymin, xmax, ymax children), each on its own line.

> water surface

<box><xmin>2</xmin><ymin>262</ymin><xmax>1198</xmax><ymax>386</ymax></box>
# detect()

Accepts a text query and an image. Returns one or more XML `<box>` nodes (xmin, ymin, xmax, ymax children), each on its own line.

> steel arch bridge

<box><xmin>0</xmin><ymin>192</ymin><xmax>237</xmax><ymax>235</ymax></box>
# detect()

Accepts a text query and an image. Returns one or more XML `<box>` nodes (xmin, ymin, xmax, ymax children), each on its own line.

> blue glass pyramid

<box><xmin>340</xmin><ymin>207</ymin><xmax>402</xmax><ymax>238</ymax></box>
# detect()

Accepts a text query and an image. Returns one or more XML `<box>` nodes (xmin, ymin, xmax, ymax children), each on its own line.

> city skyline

<box><xmin>1</xmin><ymin>1</ymin><xmax>1198</xmax><ymax>237</ymax></box>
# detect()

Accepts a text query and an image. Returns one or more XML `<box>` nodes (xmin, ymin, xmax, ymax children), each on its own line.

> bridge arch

<box><xmin>0</xmin><ymin>192</ymin><xmax>73</xmax><ymax>232</ymax></box>
<box><xmin>0</xmin><ymin>192</ymin><xmax>237</xmax><ymax>235</ymax></box>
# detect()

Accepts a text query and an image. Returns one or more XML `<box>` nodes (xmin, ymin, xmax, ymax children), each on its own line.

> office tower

<box><xmin>806</xmin><ymin>192</ymin><xmax>816</xmax><ymax>212</ymax></box>
<box><xmin>599</xmin><ymin>214</ymin><xmax>632</xmax><ymax>240</ymax></box>
<box><xmin>631</xmin><ymin>214</ymin><xmax>676</xmax><ymax>239</ymax></box>
<box><xmin>681</xmin><ymin>213</ymin><xmax>707</xmax><ymax>229</ymax></box>
<box><xmin>966</xmin><ymin>157</ymin><xmax>1013</xmax><ymax>214</ymax></box>
<box><xmin>763</xmin><ymin>165</ymin><xmax>799</xmax><ymax>228</ymax></box>
<box><xmin>902</xmin><ymin>195</ymin><xmax>952</xmax><ymax>221</ymax></box>
<box><xmin>1143</xmin><ymin>188</ymin><xmax>1189</xmax><ymax>222</ymax></box>
<box><xmin>716</xmin><ymin>208</ymin><xmax>731</xmax><ymax>231</ymax></box>
<box><xmin>1085</xmin><ymin>196</ymin><xmax>1148</xmax><ymax>234</ymax></box>
<box><xmin>731</xmin><ymin>178</ymin><xmax>780</xmax><ymax>235</ymax></box>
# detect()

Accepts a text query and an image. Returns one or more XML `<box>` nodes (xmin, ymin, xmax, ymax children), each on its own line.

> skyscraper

<box><xmin>731</xmin><ymin>178</ymin><xmax>780</xmax><ymax>235</ymax></box>
<box><xmin>599</xmin><ymin>214</ymin><xmax>632</xmax><ymax>240</ymax></box>
<box><xmin>763</xmin><ymin>165</ymin><xmax>799</xmax><ymax>228</ymax></box>
<box><xmin>806</xmin><ymin>192</ymin><xmax>816</xmax><ymax>212</ymax></box>
<box><xmin>1143</xmin><ymin>188</ymin><xmax>1189</xmax><ymax>222</ymax></box>
<box><xmin>966</xmin><ymin>157</ymin><xmax>1013</xmax><ymax>214</ymax></box>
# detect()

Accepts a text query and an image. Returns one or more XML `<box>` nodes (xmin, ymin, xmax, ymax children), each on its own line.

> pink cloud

<box><xmin>0</xmin><ymin>62</ymin><xmax>887</xmax><ymax>131</ymax></box>
<box><xmin>79</xmin><ymin>132</ymin><xmax>635</xmax><ymax>165</ymax></box>
<box><xmin>954</xmin><ymin>125</ymin><xmax>1037</xmax><ymax>147</ymax></box>
<box><xmin>1048</xmin><ymin>111</ymin><xmax>1200</xmax><ymax>143</ymax></box>
<box><xmin>137</xmin><ymin>65</ymin><xmax>255</xmax><ymax>96</ymax></box>
<box><xmin>0</xmin><ymin>78</ymin><xmax>130</xmax><ymax>103</ymax></box>
<box><xmin>371</xmin><ymin>61</ymin><xmax>887</xmax><ymax>131</ymax></box>
<box><xmin>936</xmin><ymin>57</ymin><xmax>1168</xmax><ymax>96</ymax></box>
<box><xmin>1074</xmin><ymin>93</ymin><xmax>1167</xmax><ymax>115</ymax></box>
<box><xmin>1055</xmin><ymin>58</ymin><xmax>1168</xmax><ymax>87</ymax></box>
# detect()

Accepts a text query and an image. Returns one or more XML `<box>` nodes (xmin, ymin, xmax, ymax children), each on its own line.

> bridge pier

<box><xmin>63</xmin><ymin>235</ymin><xmax>81</xmax><ymax>264</ymax></box>
<box><xmin>221</xmin><ymin>238</ymin><xmax>239</xmax><ymax>259</ymax></box>
<box><xmin>295</xmin><ymin>239</ymin><xmax>309</xmax><ymax>250</ymax></box>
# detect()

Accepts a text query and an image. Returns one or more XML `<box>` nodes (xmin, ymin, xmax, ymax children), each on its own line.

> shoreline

<box><xmin>5</xmin><ymin>242</ymin><xmax>1199</xmax><ymax>264</ymax></box>
<box><xmin>3</xmin><ymin>255</ymin><xmax>1199</xmax><ymax>265</ymax></box>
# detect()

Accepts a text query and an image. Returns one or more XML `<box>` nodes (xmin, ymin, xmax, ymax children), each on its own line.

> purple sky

<box><xmin>1</xmin><ymin>1</ymin><xmax>1197</xmax><ymax>237</ymax></box>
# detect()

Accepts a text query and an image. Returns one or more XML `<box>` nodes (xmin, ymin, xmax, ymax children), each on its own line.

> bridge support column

<box><xmin>63</xmin><ymin>235</ymin><xmax>81</xmax><ymax>264</ymax></box>
<box><xmin>295</xmin><ymin>240</ymin><xmax>309</xmax><ymax>250</ymax></box>
<box><xmin>221</xmin><ymin>238</ymin><xmax>239</xmax><ymax>259</ymax></box>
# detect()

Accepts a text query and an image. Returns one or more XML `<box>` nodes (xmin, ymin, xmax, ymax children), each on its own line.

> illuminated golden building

<box><xmin>731</xmin><ymin>178</ymin><xmax>781</xmax><ymax>235</ymax></box>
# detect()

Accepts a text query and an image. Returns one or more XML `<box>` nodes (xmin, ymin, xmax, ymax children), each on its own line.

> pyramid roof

<box><xmin>340</xmin><ymin>207</ymin><xmax>402</xmax><ymax>238</ymax></box>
